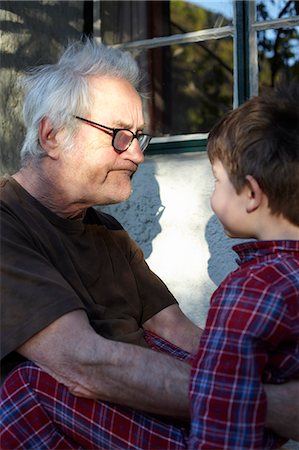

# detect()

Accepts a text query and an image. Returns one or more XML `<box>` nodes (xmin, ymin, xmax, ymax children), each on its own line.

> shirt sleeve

<box><xmin>127</xmin><ymin>234</ymin><xmax>178</xmax><ymax>323</ymax></box>
<box><xmin>188</xmin><ymin>270</ymin><xmax>293</xmax><ymax>449</ymax></box>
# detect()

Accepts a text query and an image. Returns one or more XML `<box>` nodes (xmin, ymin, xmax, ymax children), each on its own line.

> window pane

<box><xmin>257</xmin><ymin>25</ymin><xmax>299</xmax><ymax>89</ymax></box>
<box><xmin>256</xmin><ymin>1</ymin><xmax>299</xmax><ymax>89</ymax></box>
<box><xmin>136</xmin><ymin>39</ymin><xmax>233</xmax><ymax>137</ymax></box>
<box><xmin>256</xmin><ymin>0</ymin><xmax>299</xmax><ymax>21</ymax></box>
<box><xmin>171</xmin><ymin>0</ymin><xmax>233</xmax><ymax>34</ymax></box>
<box><xmin>98</xmin><ymin>0</ymin><xmax>233</xmax><ymax>136</ymax></box>
<box><xmin>100</xmin><ymin>0</ymin><xmax>233</xmax><ymax>46</ymax></box>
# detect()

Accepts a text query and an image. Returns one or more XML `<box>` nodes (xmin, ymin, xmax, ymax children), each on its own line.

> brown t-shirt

<box><xmin>0</xmin><ymin>176</ymin><xmax>177</xmax><ymax>378</ymax></box>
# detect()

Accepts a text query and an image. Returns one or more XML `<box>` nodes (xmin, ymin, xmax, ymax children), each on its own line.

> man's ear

<box><xmin>38</xmin><ymin>117</ymin><xmax>60</xmax><ymax>159</ymax></box>
<box><xmin>245</xmin><ymin>175</ymin><xmax>263</xmax><ymax>213</ymax></box>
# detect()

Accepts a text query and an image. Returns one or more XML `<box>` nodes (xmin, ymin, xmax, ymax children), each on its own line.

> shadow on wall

<box><xmin>205</xmin><ymin>214</ymin><xmax>246</xmax><ymax>286</ymax></box>
<box><xmin>0</xmin><ymin>1</ymin><xmax>85</xmax><ymax>175</ymax></box>
<box><xmin>100</xmin><ymin>163</ymin><xmax>163</xmax><ymax>259</ymax></box>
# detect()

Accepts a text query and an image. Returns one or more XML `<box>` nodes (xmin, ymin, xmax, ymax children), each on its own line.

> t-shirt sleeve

<box><xmin>1</xmin><ymin>209</ymin><xmax>85</xmax><ymax>359</ymax></box>
<box><xmin>127</xmin><ymin>236</ymin><xmax>178</xmax><ymax>323</ymax></box>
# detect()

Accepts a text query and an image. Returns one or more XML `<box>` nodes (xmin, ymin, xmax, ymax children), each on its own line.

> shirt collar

<box><xmin>232</xmin><ymin>240</ymin><xmax>299</xmax><ymax>266</ymax></box>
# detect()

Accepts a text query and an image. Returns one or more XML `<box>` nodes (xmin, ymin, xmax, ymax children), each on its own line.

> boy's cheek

<box><xmin>210</xmin><ymin>192</ymin><xmax>218</xmax><ymax>214</ymax></box>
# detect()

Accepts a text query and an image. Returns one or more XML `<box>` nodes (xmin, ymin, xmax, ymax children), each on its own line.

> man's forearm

<box><xmin>18</xmin><ymin>310</ymin><xmax>191</xmax><ymax>418</ymax></box>
<box><xmin>18</xmin><ymin>310</ymin><xmax>299</xmax><ymax>439</ymax></box>
<box><xmin>143</xmin><ymin>304</ymin><xmax>203</xmax><ymax>355</ymax></box>
<box><xmin>69</xmin><ymin>338</ymin><xmax>191</xmax><ymax>418</ymax></box>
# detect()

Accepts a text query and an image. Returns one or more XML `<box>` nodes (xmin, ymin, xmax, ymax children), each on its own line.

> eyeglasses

<box><xmin>74</xmin><ymin>116</ymin><xmax>152</xmax><ymax>153</ymax></box>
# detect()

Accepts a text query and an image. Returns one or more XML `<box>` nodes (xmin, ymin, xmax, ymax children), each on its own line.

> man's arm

<box><xmin>17</xmin><ymin>309</ymin><xmax>299</xmax><ymax>440</ymax></box>
<box><xmin>143</xmin><ymin>304</ymin><xmax>203</xmax><ymax>354</ymax></box>
<box><xmin>17</xmin><ymin>309</ymin><xmax>191</xmax><ymax>418</ymax></box>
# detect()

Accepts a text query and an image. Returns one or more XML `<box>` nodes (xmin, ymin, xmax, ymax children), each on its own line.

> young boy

<box><xmin>189</xmin><ymin>83</ymin><xmax>299</xmax><ymax>449</ymax></box>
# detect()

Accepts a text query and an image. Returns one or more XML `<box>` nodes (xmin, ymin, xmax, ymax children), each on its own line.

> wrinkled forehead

<box><xmin>88</xmin><ymin>75</ymin><xmax>141</xmax><ymax>109</ymax></box>
<box><xmin>87</xmin><ymin>75</ymin><xmax>143</xmax><ymax>128</ymax></box>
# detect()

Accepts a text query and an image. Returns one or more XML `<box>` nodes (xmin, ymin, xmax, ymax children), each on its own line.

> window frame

<box><xmin>93</xmin><ymin>0</ymin><xmax>299</xmax><ymax>154</ymax></box>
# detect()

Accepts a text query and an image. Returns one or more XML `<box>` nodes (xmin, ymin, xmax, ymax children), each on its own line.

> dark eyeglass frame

<box><xmin>74</xmin><ymin>115</ymin><xmax>151</xmax><ymax>153</ymax></box>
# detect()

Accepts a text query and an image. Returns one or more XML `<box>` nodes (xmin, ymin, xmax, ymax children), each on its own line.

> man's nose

<box><xmin>125</xmin><ymin>138</ymin><xmax>144</xmax><ymax>164</ymax></box>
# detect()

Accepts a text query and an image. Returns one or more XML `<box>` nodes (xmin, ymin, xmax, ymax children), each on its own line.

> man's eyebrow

<box><xmin>114</xmin><ymin>121</ymin><xmax>145</xmax><ymax>131</ymax></box>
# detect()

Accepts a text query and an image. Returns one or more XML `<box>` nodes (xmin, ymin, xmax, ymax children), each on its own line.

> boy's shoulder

<box><xmin>224</xmin><ymin>240</ymin><xmax>299</xmax><ymax>294</ymax></box>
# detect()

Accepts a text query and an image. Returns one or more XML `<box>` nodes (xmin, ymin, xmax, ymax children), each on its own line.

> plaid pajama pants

<box><xmin>0</xmin><ymin>332</ymin><xmax>192</xmax><ymax>449</ymax></box>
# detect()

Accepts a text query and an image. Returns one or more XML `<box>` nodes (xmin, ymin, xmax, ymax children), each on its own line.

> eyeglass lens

<box><xmin>114</xmin><ymin>130</ymin><xmax>151</xmax><ymax>152</ymax></box>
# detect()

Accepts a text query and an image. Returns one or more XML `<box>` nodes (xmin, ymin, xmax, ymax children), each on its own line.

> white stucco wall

<box><xmin>102</xmin><ymin>151</ymin><xmax>245</xmax><ymax>329</ymax></box>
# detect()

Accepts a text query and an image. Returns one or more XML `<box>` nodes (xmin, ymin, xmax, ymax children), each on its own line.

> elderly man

<box><xmin>1</xmin><ymin>39</ymin><xmax>298</xmax><ymax>449</ymax></box>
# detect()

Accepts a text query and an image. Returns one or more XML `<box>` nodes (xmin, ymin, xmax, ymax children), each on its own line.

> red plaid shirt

<box><xmin>189</xmin><ymin>240</ymin><xmax>299</xmax><ymax>449</ymax></box>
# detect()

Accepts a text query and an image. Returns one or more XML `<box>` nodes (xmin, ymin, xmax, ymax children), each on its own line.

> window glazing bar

<box><xmin>252</xmin><ymin>16</ymin><xmax>299</xmax><ymax>31</ymax></box>
<box><xmin>151</xmin><ymin>133</ymin><xmax>209</xmax><ymax>144</ymax></box>
<box><xmin>248</xmin><ymin>0</ymin><xmax>258</xmax><ymax>97</ymax></box>
<box><xmin>97</xmin><ymin>25</ymin><xmax>234</xmax><ymax>51</ymax></box>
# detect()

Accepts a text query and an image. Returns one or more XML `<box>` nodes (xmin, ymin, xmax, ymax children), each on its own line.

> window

<box><xmin>93</xmin><ymin>1</ymin><xmax>299</xmax><ymax>152</ymax></box>
<box><xmin>253</xmin><ymin>0</ymin><xmax>299</xmax><ymax>93</ymax></box>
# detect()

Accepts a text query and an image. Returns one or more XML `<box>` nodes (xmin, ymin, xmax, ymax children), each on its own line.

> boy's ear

<box><xmin>245</xmin><ymin>175</ymin><xmax>263</xmax><ymax>213</ymax></box>
<box><xmin>38</xmin><ymin>117</ymin><xmax>60</xmax><ymax>159</ymax></box>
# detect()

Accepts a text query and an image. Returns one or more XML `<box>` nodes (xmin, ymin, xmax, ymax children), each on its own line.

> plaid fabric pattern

<box><xmin>189</xmin><ymin>240</ymin><xmax>299</xmax><ymax>450</ymax></box>
<box><xmin>0</xmin><ymin>333</ymin><xmax>190</xmax><ymax>449</ymax></box>
<box><xmin>143</xmin><ymin>330</ymin><xmax>194</xmax><ymax>363</ymax></box>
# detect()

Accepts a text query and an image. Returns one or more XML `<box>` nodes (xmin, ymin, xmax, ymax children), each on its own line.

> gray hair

<box><xmin>20</xmin><ymin>38</ymin><xmax>141</xmax><ymax>163</ymax></box>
